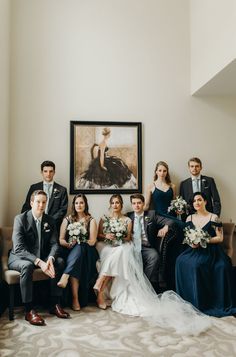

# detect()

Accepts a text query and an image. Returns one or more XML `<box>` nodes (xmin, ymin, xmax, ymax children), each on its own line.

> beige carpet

<box><xmin>1</xmin><ymin>305</ymin><xmax>236</xmax><ymax>357</ymax></box>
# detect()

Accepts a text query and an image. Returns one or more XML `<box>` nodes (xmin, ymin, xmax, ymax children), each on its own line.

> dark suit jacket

<box><xmin>21</xmin><ymin>181</ymin><xmax>68</xmax><ymax>228</ymax></box>
<box><xmin>179</xmin><ymin>175</ymin><xmax>221</xmax><ymax>215</ymax></box>
<box><xmin>127</xmin><ymin>210</ymin><xmax>174</xmax><ymax>250</ymax></box>
<box><xmin>8</xmin><ymin>211</ymin><xmax>59</xmax><ymax>266</ymax></box>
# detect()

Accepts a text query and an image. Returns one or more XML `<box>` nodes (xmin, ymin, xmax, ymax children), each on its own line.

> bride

<box><xmin>94</xmin><ymin>194</ymin><xmax>212</xmax><ymax>336</ymax></box>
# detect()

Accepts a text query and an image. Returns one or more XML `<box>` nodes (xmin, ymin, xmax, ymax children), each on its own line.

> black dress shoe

<box><xmin>25</xmin><ymin>310</ymin><xmax>45</xmax><ymax>326</ymax></box>
<box><xmin>49</xmin><ymin>304</ymin><xmax>70</xmax><ymax>318</ymax></box>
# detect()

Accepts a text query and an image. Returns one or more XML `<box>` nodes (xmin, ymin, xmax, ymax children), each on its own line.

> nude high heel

<box><xmin>57</xmin><ymin>273</ymin><xmax>69</xmax><ymax>288</ymax></box>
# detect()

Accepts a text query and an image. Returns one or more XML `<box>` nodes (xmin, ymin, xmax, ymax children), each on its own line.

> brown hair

<box><xmin>188</xmin><ymin>157</ymin><xmax>202</xmax><ymax>167</ymax></box>
<box><xmin>71</xmin><ymin>194</ymin><xmax>90</xmax><ymax>222</ymax></box>
<box><xmin>130</xmin><ymin>193</ymin><xmax>145</xmax><ymax>203</ymax></box>
<box><xmin>30</xmin><ymin>190</ymin><xmax>47</xmax><ymax>202</ymax></box>
<box><xmin>153</xmin><ymin>161</ymin><xmax>171</xmax><ymax>184</ymax></box>
<box><xmin>109</xmin><ymin>194</ymin><xmax>123</xmax><ymax>209</ymax></box>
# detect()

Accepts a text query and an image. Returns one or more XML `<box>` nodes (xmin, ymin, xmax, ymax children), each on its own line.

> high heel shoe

<box><xmin>97</xmin><ymin>291</ymin><xmax>107</xmax><ymax>310</ymax></box>
<box><xmin>57</xmin><ymin>273</ymin><xmax>69</xmax><ymax>288</ymax></box>
<box><xmin>72</xmin><ymin>304</ymin><xmax>81</xmax><ymax>311</ymax></box>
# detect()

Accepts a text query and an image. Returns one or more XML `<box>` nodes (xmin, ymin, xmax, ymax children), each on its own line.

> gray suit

<box><xmin>180</xmin><ymin>175</ymin><xmax>221</xmax><ymax>215</ymax></box>
<box><xmin>8</xmin><ymin>211</ymin><xmax>64</xmax><ymax>303</ymax></box>
<box><xmin>127</xmin><ymin>210</ymin><xmax>176</xmax><ymax>289</ymax></box>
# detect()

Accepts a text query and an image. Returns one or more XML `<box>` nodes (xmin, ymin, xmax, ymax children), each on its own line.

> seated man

<box><xmin>127</xmin><ymin>193</ymin><xmax>179</xmax><ymax>291</ymax></box>
<box><xmin>8</xmin><ymin>190</ymin><xmax>70</xmax><ymax>326</ymax></box>
<box><xmin>21</xmin><ymin>160</ymin><xmax>68</xmax><ymax>231</ymax></box>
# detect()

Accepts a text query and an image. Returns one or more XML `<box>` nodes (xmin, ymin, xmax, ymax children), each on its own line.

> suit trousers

<box><xmin>141</xmin><ymin>246</ymin><xmax>159</xmax><ymax>284</ymax></box>
<box><xmin>8</xmin><ymin>257</ymin><xmax>65</xmax><ymax>303</ymax></box>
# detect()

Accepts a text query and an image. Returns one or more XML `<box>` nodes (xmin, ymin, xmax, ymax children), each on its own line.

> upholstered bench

<box><xmin>0</xmin><ymin>226</ymin><xmax>49</xmax><ymax>320</ymax></box>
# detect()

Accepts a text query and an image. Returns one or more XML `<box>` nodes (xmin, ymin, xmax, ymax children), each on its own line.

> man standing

<box><xmin>180</xmin><ymin>157</ymin><xmax>221</xmax><ymax>215</ymax></box>
<box><xmin>127</xmin><ymin>193</ymin><xmax>178</xmax><ymax>291</ymax></box>
<box><xmin>21</xmin><ymin>160</ymin><xmax>68</xmax><ymax>230</ymax></box>
<box><xmin>9</xmin><ymin>190</ymin><xmax>70</xmax><ymax>326</ymax></box>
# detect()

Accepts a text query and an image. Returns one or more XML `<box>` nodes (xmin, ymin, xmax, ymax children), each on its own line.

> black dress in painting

<box><xmin>81</xmin><ymin>145</ymin><xmax>132</xmax><ymax>187</ymax></box>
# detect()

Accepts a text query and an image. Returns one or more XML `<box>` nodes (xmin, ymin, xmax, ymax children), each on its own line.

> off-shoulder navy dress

<box><xmin>175</xmin><ymin>218</ymin><xmax>236</xmax><ymax>317</ymax></box>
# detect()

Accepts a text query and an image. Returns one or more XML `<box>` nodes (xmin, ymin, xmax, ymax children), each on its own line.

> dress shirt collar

<box><xmin>134</xmin><ymin>212</ymin><xmax>144</xmax><ymax>219</ymax></box>
<box><xmin>32</xmin><ymin>212</ymin><xmax>42</xmax><ymax>222</ymax></box>
<box><xmin>191</xmin><ymin>175</ymin><xmax>201</xmax><ymax>181</ymax></box>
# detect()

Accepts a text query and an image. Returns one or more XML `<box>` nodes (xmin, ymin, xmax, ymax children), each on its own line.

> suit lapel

<box><xmin>47</xmin><ymin>182</ymin><xmax>57</xmax><ymax>213</ymax></box>
<box><xmin>143</xmin><ymin>211</ymin><xmax>149</xmax><ymax>236</ymax></box>
<box><xmin>187</xmin><ymin>178</ymin><xmax>193</xmax><ymax>197</ymax></box>
<box><xmin>27</xmin><ymin>210</ymin><xmax>38</xmax><ymax>237</ymax></box>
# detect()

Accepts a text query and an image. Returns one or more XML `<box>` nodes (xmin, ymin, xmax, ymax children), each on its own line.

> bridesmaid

<box><xmin>175</xmin><ymin>192</ymin><xmax>236</xmax><ymax>317</ymax></box>
<box><xmin>57</xmin><ymin>194</ymin><xmax>98</xmax><ymax>310</ymax></box>
<box><xmin>145</xmin><ymin>161</ymin><xmax>176</xmax><ymax>215</ymax></box>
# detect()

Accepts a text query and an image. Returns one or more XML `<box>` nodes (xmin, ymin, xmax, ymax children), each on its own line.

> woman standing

<box><xmin>176</xmin><ymin>192</ymin><xmax>236</xmax><ymax>317</ymax></box>
<box><xmin>145</xmin><ymin>161</ymin><xmax>176</xmax><ymax>215</ymax></box>
<box><xmin>57</xmin><ymin>194</ymin><xmax>98</xmax><ymax>310</ymax></box>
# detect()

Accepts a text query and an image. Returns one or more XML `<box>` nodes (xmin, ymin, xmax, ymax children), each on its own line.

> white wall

<box><xmin>8</xmin><ymin>0</ymin><xmax>236</xmax><ymax>224</ymax></box>
<box><xmin>0</xmin><ymin>0</ymin><xmax>10</xmax><ymax>225</ymax></box>
<box><xmin>191</xmin><ymin>0</ymin><xmax>236</xmax><ymax>94</ymax></box>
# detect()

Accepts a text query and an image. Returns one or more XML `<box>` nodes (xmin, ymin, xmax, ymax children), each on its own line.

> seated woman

<box><xmin>175</xmin><ymin>192</ymin><xmax>236</xmax><ymax>317</ymax></box>
<box><xmin>57</xmin><ymin>194</ymin><xmax>98</xmax><ymax>310</ymax></box>
<box><xmin>144</xmin><ymin>161</ymin><xmax>176</xmax><ymax>215</ymax></box>
<box><xmin>93</xmin><ymin>194</ymin><xmax>212</xmax><ymax>336</ymax></box>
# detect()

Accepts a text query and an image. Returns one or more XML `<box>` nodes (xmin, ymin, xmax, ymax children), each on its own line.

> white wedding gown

<box><xmin>95</xmin><ymin>240</ymin><xmax>212</xmax><ymax>336</ymax></box>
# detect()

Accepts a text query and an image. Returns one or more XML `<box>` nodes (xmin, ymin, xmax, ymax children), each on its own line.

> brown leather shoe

<box><xmin>25</xmin><ymin>310</ymin><xmax>45</xmax><ymax>326</ymax></box>
<box><xmin>50</xmin><ymin>304</ymin><xmax>70</xmax><ymax>318</ymax></box>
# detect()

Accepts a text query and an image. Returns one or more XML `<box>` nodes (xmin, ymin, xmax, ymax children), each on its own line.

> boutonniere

<box><xmin>53</xmin><ymin>188</ymin><xmax>60</xmax><ymax>196</ymax></box>
<box><xmin>43</xmin><ymin>222</ymin><xmax>51</xmax><ymax>232</ymax></box>
<box><xmin>144</xmin><ymin>216</ymin><xmax>150</xmax><ymax>222</ymax></box>
<box><xmin>201</xmin><ymin>179</ymin><xmax>209</xmax><ymax>189</ymax></box>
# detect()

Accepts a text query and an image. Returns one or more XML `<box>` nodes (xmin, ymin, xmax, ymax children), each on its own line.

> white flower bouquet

<box><xmin>168</xmin><ymin>196</ymin><xmax>189</xmax><ymax>215</ymax></box>
<box><xmin>183</xmin><ymin>226</ymin><xmax>211</xmax><ymax>248</ymax></box>
<box><xmin>67</xmin><ymin>221</ymin><xmax>88</xmax><ymax>244</ymax></box>
<box><xmin>103</xmin><ymin>215</ymin><xmax>127</xmax><ymax>246</ymax></box>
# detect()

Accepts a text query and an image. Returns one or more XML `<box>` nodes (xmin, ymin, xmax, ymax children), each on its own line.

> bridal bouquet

<box><xmin>67</xmin><ymin>221</ymin><xmax>88</xmax><ymax>244</ymax></box>
<box><xmin>183</xmin><ymin>226</ymin><xmax>211</xmax><ymax>248</ymax></box>
<box><xmin>103</xmin><ymin>215</ymin><xmax>127</xmax><ymax>246</ymax></box>
<box><xmin>168</xmin><ymin>196</ymin><xmax>189</xmax><ymax>215</ymax></box>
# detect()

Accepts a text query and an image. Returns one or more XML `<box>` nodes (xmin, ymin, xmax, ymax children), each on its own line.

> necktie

<box><xmin>133</xmin><ymin>216</ymin><xmax>142</xmax><ymax>253</ymax></box>
<box><xmin>35</xmin><ymin>219</ymin><xmax>41</xmax><ymax>258</ymax></box>
<box><xmin>44</xmin><ymin>183</ymin><xmax>52</xmax><ymax>213</ymax></box>
<box><xmin>193</xmin><ymin>179</ymin><xmax>199</xmax><ymax>193</ymax></box>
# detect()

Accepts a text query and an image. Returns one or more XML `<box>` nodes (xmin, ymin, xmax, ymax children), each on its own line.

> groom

<box><xmin>127</xmin><ymin>193</ymin><xmax>178</xmax><ymax>291</ymax></box>
<box><xmin>8</xmin><ymin>190</ymin><xmax>70</xmax><ymax>326</ymax></box>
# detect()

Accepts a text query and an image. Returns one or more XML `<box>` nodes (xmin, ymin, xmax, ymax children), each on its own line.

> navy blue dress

<box><xmin>175</xmin><ymin>219</ymin><xmax>236</xmax><ymax>317</ymax></box>
<box><xmin>151</xmin><ymin>186</ymin><xmax>184</xmax><ymax>290</ymax></box>
<box><xmin>61</xmin><ymin>217</ymin><xmax>99</xmax><ymax>307</ymax></box>
<box><xmin>152</xmin><ymin>186</ymin><xmax>174</xmax><ymax>215</ymax></box>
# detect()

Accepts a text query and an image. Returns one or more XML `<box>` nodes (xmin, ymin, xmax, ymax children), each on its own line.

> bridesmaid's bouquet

<box><xmin>183</xmin><ymin>226</ymin><xmax>211</xmax><ymax>248</ymax></box>
<box><xmin>103</xmin><ymin>215</ymin><xmax>127</xmax><ymax>246</ymax></box>
<box><xmin>168</xmin><ymin>196</ymin><xmax>189</xmax><ymax>215</ymax></box>
<box><xmin>67</xmin><ymin>221</ymin><xmax>88</xmax><ymax>244</ymax></box>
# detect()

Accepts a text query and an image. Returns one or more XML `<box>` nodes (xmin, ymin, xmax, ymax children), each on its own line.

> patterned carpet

<box><xmin>1</xmin><ymin>305</ymin><xmax>236</xmax><ymax>357</ymax></box>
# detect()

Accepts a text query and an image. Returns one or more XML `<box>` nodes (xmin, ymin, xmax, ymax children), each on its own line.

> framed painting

<box><xmin>70</xmin><ymin>121</ymin><xmax>142</xmax><ymax>194</ymax></box>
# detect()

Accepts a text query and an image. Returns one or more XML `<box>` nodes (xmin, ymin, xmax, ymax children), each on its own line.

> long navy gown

<box><xmin>151</xmin><ymin>186</ymin><xmax>184</xmax><ymax>290</ymax></box>
<box><xmin>175</xmin><ymin>218</ymin><xmax>236</xmax><ymax>317</ymax></box>
<box><xmin>61</xmin><ymin>217</ymin><xmax>99</xmax><ymax>307</ymax></box>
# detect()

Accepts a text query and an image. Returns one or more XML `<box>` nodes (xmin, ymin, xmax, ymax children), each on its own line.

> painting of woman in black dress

<box><xmin>70</xmin><ymin>122</ymin><xmax>141</xmax><ymax>193</ymax></box>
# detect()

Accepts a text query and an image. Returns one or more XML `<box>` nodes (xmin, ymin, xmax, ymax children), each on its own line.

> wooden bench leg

<box><xmin>9</xmin><ymin>285</ymin><xmax>15</xmax><ymax>321</ymax></box>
